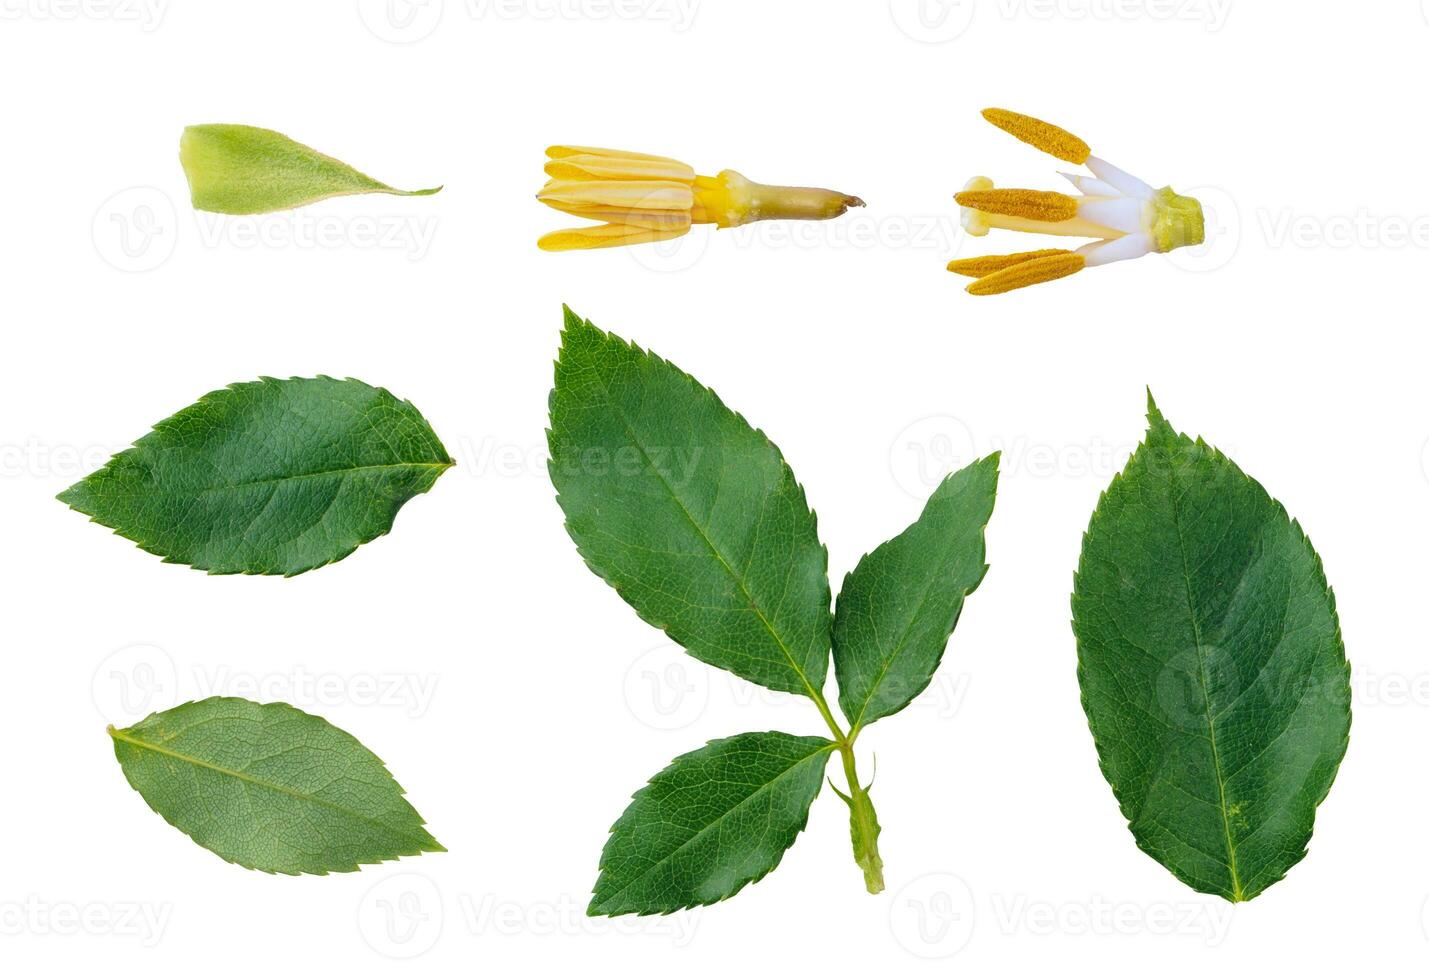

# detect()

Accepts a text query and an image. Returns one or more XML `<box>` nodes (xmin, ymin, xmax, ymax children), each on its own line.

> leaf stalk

<box><xmin>837</xmin><ymin>741</ymin><xmax>884</xmax><ymax>894</ymax></box>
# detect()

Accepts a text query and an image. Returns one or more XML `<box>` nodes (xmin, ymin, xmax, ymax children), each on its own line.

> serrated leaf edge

<box><xmin>547</xmin><ymin>307</ymin><xmax>833</xmax><ymax>699</ymax></box>
<box><xmin>1071</xmin><ymin>393</ymin><xmax>1351</xmax><ymax>902</ymax></box>
<box><xmin>58</xmin><ymin>376</ymin><xmax>455</xmax><ymax>577</ymax></box>
<box><xmin>834</xmin><ymin>453</ymin><xmax>1001</xmax><ymax>732</ymax></box>
<box><xmin>588</xmin><ymin>732</ymin><xmax>836</xmax><ymax>917</ymax></box>
<box><xmin>109</xmin><ymin>696</ymin><xmax>445</xmax><ymax>876</ymax></box>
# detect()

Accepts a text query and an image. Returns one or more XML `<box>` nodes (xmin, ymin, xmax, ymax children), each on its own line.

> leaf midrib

<box><xmin>1165</xmin><ymin>461</ymin><xmax>1246</xmax><ymax>902</ymax></box>
<box><xmin>195</xmin><ymin>461</ymin><xmax>453</xmax><ymax>494</ymax></box>
<box><xmin>592</xmin><ymin>376</ymin><xmax>825</xmax><ymax>703</ymax></box>
<box><xmin>109</xmin><ymin>725</ymin><xmax>425</xmax><ymax>842</ymax></box>
<box><xmin>596</xmin><ymin>742</ymin><xmax>833</xmax><ymax>909</ymax></box>
<box><xmin>847</xmin><ymin>558</ymin><xmax>957</xmax><ymax>733</ymax></box>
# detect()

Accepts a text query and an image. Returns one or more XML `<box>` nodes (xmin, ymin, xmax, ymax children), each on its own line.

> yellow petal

<box><xmin>981</xmin><ymin>108</ymin><xmax>1091</xmax><ymax>165</ymax></box>
<box><xmin>947</xmin><ymin>249</ymin><xmax>1076</xmax><ymax>278</ymax></box>
<box><xmin>537</xmin><ymin>222</ymin><xmax>691</xmax><ymax>252</ymax></box>
<box><xmin>545</xmin><ymin>154</ymin><xmax>695</xmax><ymax>183</ymax></box>
<box><xmin>546</xmin><ymin>145</ymin><xmax>688</xmax><ymax>166</ymax></box>
<box><xmin>965</xmin><ymin>252</ymin><xmax>1086</xmax><ymax>295</ymax></box>
<box><xmin>538</xmin><ymin>201</ymin><xmax>693</xmax><ymax>229</ymax></box>
<box><xmin>538</xmin><ymin>178</ymin><xmax>693</xmax><ymax>213</ymax></box>
<box><xmin>955</xmin><ymin>188</ymin><xmax>1079</xmax><ymax>223</ymax></box>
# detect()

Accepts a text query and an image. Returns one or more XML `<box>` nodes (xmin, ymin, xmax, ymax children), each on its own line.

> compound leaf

<box><xmin>590</xmin><ymin>731</ymin><xmax>835</xmax><ymax>915</ymax></box>
<box><xmin>109</xmin><ymin>697</ymin><xmax>444</xmax><ymax>874</ymax></box>
<box><xmin>1072</xmin><ymin>393</ymin><xmax>1350</xmax><ymax>902</ymax></box>
<box><xmin>548</xmin><ymin>307</ymin><xmax>832</xmax><ymax>697</ymax></box>
<box><xmin>833</xmin><ymin>455</ymin><xmax>999</xmax><ymax>730</ymax></box>
<box><xmin>59</xmin><ymin>376</ymin><xmax>453</xmax><ymax>576</ymax></box>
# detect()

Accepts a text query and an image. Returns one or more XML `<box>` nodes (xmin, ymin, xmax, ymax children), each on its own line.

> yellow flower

<box><xmin>537</xmin><ymin>146</ymin><xmax>864</xmax><ymax>251</ymax></box>
<box><xmin>948</xmin><ymin>109</ymin><xmax>1205</xmax><ymax>295</ymax></box>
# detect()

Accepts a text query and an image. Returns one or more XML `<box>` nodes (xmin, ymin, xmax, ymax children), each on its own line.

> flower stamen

<box><xmin>981</xmin><ymin>108</ymin><xmax>1091</xmax><ymax>165</ymax></box>
<box><xmin>965</xmin><ymin>252</ymin><xmax>1086</xmax><ymax>296</ymax></box>
<box><xmin>954</xmin><ymin>188</ymin><xmax>1080</xmax><ymax>223</ymax></box>
<box><xmin>950</xmin><ymin>108</ymin><xmax>1207</xmax><ymax>295</ymax></box>
<box><xmin>947</xmin><ymin>249</ymin><xmax>1077</xmax><ymax>278</ymax></box>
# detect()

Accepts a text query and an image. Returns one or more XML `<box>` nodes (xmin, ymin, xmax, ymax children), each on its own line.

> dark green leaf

<box><xmin>59</xmin><ymin>376</ymin><xmax>453</xmax><ymax>576</ymax></box>
<box><xmin>109</xmin><ymin>697</ymin><xmax>444</xmax><ymax>874</ymax></box>
<box><xmin>833</xmin><ymin>455</ymin><xmax>998</xmax><ymax>730</ymax></box>
<box><xmin>590</xmin><ymin>732</ymin><xmax>835</xmax><ymax>915</ymax></box>
<box><xmin>1072</xmin><ymin>393</ymin><xmax>1350</xmax><ymax>902</ymax></box>
<box><xmin>548</xmin><ymin>307</ymin><xmax>832</xmax><ymax>697</ymax></box>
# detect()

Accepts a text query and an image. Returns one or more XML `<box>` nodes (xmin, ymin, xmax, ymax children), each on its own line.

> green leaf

<box><xmin>180</xmin><ymin>124</ymin><xmax>442</xmax><ymax>215</ymax></box>
<box><xmin>833</xmin><ymin>455</ymin><xmax>999</xmax><ymax>731</ymax></box>
<box><xmin>59</xmin><ymin>376</ymin><xmax>453</xmax><ymax>576</ymax></box>
<box><xmin>548</xmin><ymin>307</ymin><xmax>832</xmax><ymax>698</ymax></box>
<box><xmin>1072</xmin><ymin>393</ymin><xmax>1350</xmax><ymax>902</ymax></box>
<box><xmin>590</xmin><ymin>732</ymin><xmax>835</xmax><ymax>915</ymax></box>
<box><xmin>108</xmin><ymin>697</ymin><xmax>444</xmax><ymax>874</ymax></box>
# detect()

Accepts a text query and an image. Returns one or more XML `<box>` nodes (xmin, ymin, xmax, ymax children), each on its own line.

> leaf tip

<box><xmin>561</xmin><ymin>304</ymin><xmax>589</xmax><ymax>333</ymax></box>
<box><xmin>1144</xmin><ymin>388</ymin><xmax>1176</xmax><ymax>441</ymax></box>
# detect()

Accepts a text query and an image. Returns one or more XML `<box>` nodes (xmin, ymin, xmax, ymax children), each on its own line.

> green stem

<box><xmin>804</xmin><ymin>689</ymin><xmax>882</xmax><ymax>894</ymax></box>
<box><xmin>809</xmin><ymin>689</ymin><xmax>848</xmax><ymax>745</ymax></box>
<box><xmin>837</xmin><ymin>742</ymin><xmax>884</xmax><ymax>894</ymax></box>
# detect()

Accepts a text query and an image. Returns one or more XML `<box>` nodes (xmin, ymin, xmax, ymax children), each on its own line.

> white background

<box><xmin>2</xmin><ymin>0</ymin><xmax>1425</xmax><ymax>974</ymax></box>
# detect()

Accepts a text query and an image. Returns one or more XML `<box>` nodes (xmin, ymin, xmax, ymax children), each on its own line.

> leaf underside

<box><xmin>833</xmin><ymin>455</ymin><xmax>999</xmax><ymax>731</ymax></box>
<box><xmin>1072</xmin><ymin>394</ymin><xmax>1350</xmax><ymax>902</ymax></box>
<box><xmin>59</xmin><ymin>376</ymin><xmax>453</xmax><ymax>576</ymax></box>
<box><xmin>180</xmin><ymin>124</ymin><xmax>441</xmax><ymax>215</ymax></box>
<box><xmin>547</xmin><ymin>307</ymin><xmax>832</xmax><ymax>697</ymax></box>
<box><xmin>110</xmin><ymin>697</ymin><xmax>443</xmax><ymax>875</ymax></box>
<box><xmin>590</xmin><ymin>731</ymin><xmax>835</xmax><ymax>916</ymax></box>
